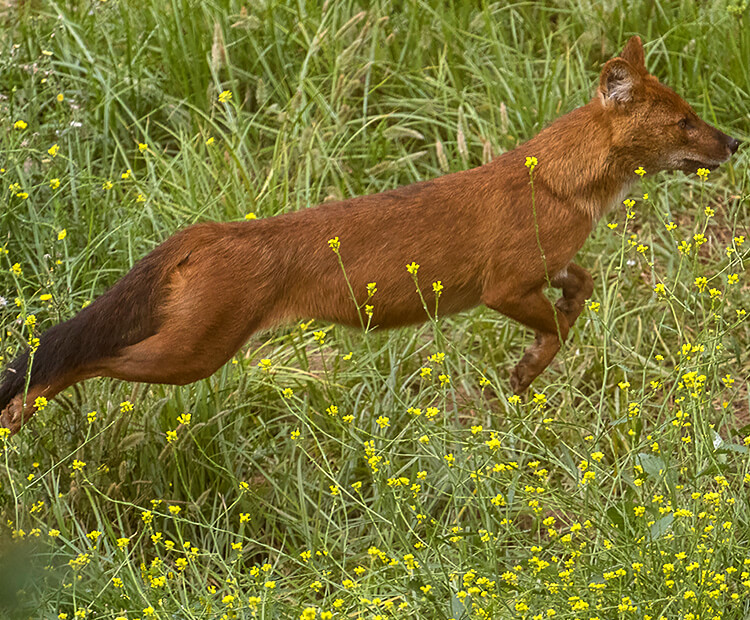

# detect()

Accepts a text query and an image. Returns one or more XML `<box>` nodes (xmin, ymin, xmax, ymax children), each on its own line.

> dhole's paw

<box><xmin>555</xmin><ymin>297</ymin><xmax>583</xmax><ymax>326</ymax></box>
<box><xmin>510</xmin><ymin>364</ymin><xmax>533</xmax><ymax>395</ymax></box>
<box><xmin>0</xmin><ymin>396</ymin><xmax>29</xmax><ymax>437</ymax></box>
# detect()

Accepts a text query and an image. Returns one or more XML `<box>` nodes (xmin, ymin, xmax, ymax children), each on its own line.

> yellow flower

<box><xmin>121</xmin><ymin>169</ymin><xmax>131</xmax><ymax>179</ymax></box>
<box><xmin>102</xmin><ymin>180</ymin><xmax>113</xmax><ymax>190</ymax></box>
<box><xmin>50</xmin><ymin>178</ymin><xmax>61</xmax><ymax>189</ymax></box>
<box><xmin>581</xmin><ymin>470</ymin><xmax>595</xmax><ymax>484</ymax></box>
<box><xmin>327</xmin><ymin>236</ymin><xmax>340</xmax><ymax>252</ymax></box>
<box><xmin>14</xmin><ymin>120</ymin><xmax>27</xmax><ymax>130</ymax></box>
<box><xmin>524</xmin><ymin>156</ymin><xmax>538</xmax><ymax>170</ymax></box>
<box><xmin>634</xmin><ymin>166</ymin><xmax>646</xmax><ymax>177</ymax></box>
<box><xmin>120</xmin><ymin>400</ymin><xmax>134</xmax><ymax>413</ymax></box>
<box><xmin>376</xmin><ymin>415</ymin><xmax>390</xmax><ymax>429</ymax></box>
<box><xmin>138</xmin><ymin>142</ymin><xmax>148</xmax><ymax>153</ymax></box>
<box><xmin>245</xmin><ymin>212</ymin><xmax>257</xmax><ymax>220</ymax></box>
<box><xmin>57</xmin><ymin>229</ymin><xmax>67</xmax><ymax>240</ymax></box>
<box><xmin>48</xmin><ymin>144</ymin><xmax>60</xmax><ymax>157</ymax></box>
<box><xmin>35</xmin><ymin>396</ymin><xmax>48</xmax><ymax>410</ymax></box>
<box><xmin>218</xmin><ymin>90</ymin><xmax>233</xmax><ymax>102</ymax></box>
<box><xmin>696</xmin><ymin>167</ymin><xmax>710</xmax><ymax>180</ymax></box>
<box><xmin>406</xmin><ymin>261</ymin><xmax>419</xmax><ymax>275</ymax></box>
<box><xmin>56</xmin><ymin>93</ymin><xmax>64</xmax><ymax>102</ymax></box>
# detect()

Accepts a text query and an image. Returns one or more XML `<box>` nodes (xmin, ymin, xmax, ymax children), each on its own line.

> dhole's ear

<box><xmin>620</xmin><ymin>35</ymin><xmax>646</xmax><ymax>73</ymax></box>
<box><xmin>598</xmin><ymin>59</ymin><xmax>641</xmax><ymax>106</ymax></box>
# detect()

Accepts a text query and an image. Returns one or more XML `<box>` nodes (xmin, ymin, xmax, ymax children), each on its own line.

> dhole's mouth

<box><xmin>680</xmin><ymin>158</ymin><xmax>722</xmax><ymax>172</ymax></box>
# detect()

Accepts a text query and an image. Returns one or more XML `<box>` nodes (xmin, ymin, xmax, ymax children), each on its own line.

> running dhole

<box><xmin>0</xmin><ymin>36</ymin><xmax>740</xmax><ymax>434</ymax></box>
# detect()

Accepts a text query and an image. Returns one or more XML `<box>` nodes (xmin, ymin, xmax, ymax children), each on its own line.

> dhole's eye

<box><xmin>678</xmin><ymin>117</ymin><xmax>691</xmax><ymax>130</ymax></box>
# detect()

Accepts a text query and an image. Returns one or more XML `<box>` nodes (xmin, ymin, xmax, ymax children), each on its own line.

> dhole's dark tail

<box><xmin>0</xmin><ymin>248</ymin><xmax>170</xmax><ymax>413</ymax></box>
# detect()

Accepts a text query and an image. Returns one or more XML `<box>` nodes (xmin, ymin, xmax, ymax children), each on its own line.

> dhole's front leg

<box><xmin>484</xmin><ymin>288</ymin><xmax>570</xmax><ymax>394</ymax></box>
<box><xmin>551</xmin><ymin>262</ymin><xmax>594</xmax><ymax>326</ymax></box>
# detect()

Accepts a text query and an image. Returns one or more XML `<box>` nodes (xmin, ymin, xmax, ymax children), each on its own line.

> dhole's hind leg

<box><xmin>0</xmin><ymin>386</ymin><xmax>50</xmax><ymax>435</ymax></box>
<box><xmin>551</xmin><ymin>263</ymin><xmax>594</xmax><ymax>327</ymax></box>
<box><xmin>0</xmin><ymin>370</ymin><xmax>90</xmax><ymax>434</ymax></box>
<box><xmin>99</xmin><ymin>326</ymin><xmax>252</xmax><ymax>386</ymax></box>
<box><xmin>484</xmin><ymin>289</ymin><xmax>570</xmax><ymax>394</ymax></box>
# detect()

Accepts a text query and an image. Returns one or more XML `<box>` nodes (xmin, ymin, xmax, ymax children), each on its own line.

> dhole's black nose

<box><xmin>729</xmin><ymin>137</ymin><xmax>741</xmax><ymax>154</ymax></box>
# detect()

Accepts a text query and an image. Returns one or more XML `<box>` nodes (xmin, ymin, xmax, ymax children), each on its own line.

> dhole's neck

<box><xmin>518</xmin><ymin>100</ymin><xmax>635</xmax><ymax>220</ymax></box>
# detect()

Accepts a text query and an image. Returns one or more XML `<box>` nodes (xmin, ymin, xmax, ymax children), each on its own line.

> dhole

<box><xmin>0</xmin><ymin>36</ymin><xmax>740</xmax><ymax>435</ymax></box>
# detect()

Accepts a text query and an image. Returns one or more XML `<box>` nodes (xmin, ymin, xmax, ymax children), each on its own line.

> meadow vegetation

<box><xmin>0</xmin><ymin>0</ymin><xmax>748</xmax><ymax>618</ymax></box>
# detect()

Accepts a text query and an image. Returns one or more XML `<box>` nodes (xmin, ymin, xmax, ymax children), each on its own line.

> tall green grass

<box><xmin>1</xmin><ymin>0</ymin><xmax>748</xmax><ymax>618</ymax></box>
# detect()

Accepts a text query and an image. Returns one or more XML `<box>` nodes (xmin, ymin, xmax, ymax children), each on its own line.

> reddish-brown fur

<box><xmin>0</xmin><ymin>37</ymin><xmax>739</xmax><ymax>434</ymax></box>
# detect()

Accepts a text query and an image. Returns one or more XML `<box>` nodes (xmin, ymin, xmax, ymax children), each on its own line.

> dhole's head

<box><xmin>598</xmin><ymin>36</ymin><xmax>741</xmax><ymax>174</ymax></box>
